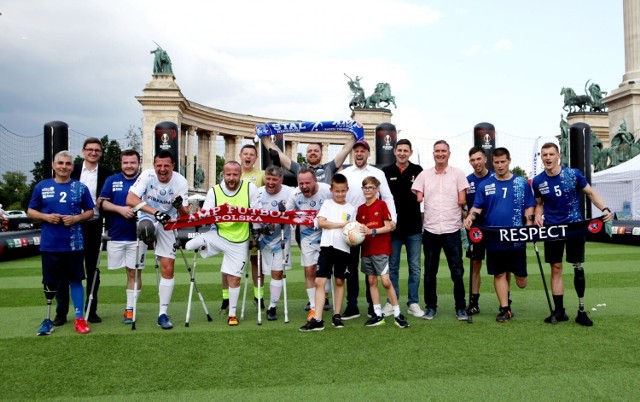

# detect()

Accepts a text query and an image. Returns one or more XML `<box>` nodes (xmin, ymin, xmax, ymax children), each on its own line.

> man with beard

<box><xmin>255</xmin><ymin>166</ymin><xmax>293</xmax><ymax>320</ymax></box>
<box><xmin>99</xmin><ymin>150</ymin><xmax>145</xmax><ymax>324</ymax></box>
<box><xmin>260</xmin><ymin>137</ymin><xmax>356</xmax><ymax>184</ymax></box>
<box><xmin>185</xmin><ymin>161</ymin><xmax>260</xmax><ymax>326</ymax></box>
<box><xmin>286</xmin><ymin>168</ymin><xmax>333</xmax><ymax>320</ymax></box>
<box><xmin>126</xmin><ymin>150</ymin><xmax>189</xmax><ymax>330</ymax></box>
<box><xmin>341</xmin><ymin>140</ymin><xmax>396</xmax><ymax>320</ymax></box>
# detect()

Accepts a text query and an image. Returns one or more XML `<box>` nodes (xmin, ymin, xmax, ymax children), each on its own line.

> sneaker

<box><xmin>422</xmin><ymin>308</ymin><xmax>437</xmax><ymax>320</ymax></box>
<box><xmin>341</xmin><ymin>305</ymin><xmax>360</xmax><ymax>321</ymax></box>
<box><xmin>123</xmin><ymin>309</ymin><xmax>134</xmax><ymax>324</ymax></box>
<box><xmin>52</xmin><ymin>314</ymin><xmax>67</xmax><ymax>327</ymax></box>
<box><xmin>299</xmin><ymin>318</ymin><xmax>325</xmax><ymax>331</ymax></box>
<box><xmin>407</xmin><ymin>303</ymin><xmax>424</xmax><ymax>318</ymax></box>
<box><xmin>74</xmin><ymin>318</ymin><xmax>91</xmax><ymax>334</ymax></box>
<box><xmin>331</xmin><ymin>314</ymin><xmax>344</xmax><ymax>328</ymax></box>
<box><xmin>496</xmin><ymin>308</ymin><xmax>512</xmax><ymax>323</ymax></box>
<box><xmin>304</xmin><ymin>302</ymin><xmax>311</xmax><ymax>312</ymax></box>
<box><xmin>323</xmin><ymin>298</ymin><xmax>332</xmax><ymax>311</ymax></box>
<box><xmin>254</xmin><ymin>297</ymin><xmax>265</xmax><ymax>309</ymax></box>
<box><xmin>228</xmin><ymin>315</ymin><xmax>239</xmax><ymax>326</ymax></box>
<box><xmin>266</xmin><ymin>307</ymin><xmax>277</xmax><ymax>321</ymax></box>
<box><xmin>575</xmin><ymin>310</ymin><xmax>594</xmax><ymax>327</ymax></box>
<box><xmin>367</xmin><ymin>304</ymin><xmax>375</xmax><ymax>318</ymax></box>
<box><xmin>87</xmin><ymin>313</ymin><xmax>102</xmax><ymax>323</ymax></box>
<box><xmin>394</xmin><ymin>314</ymin><xmax>410</xmax><ymax>329</ymax></box>
<box><xmin>544</xmin><ymin>309</ymin><xmax>569</xmax><ymax>323</ymax></box>
<box><xmin>468</xmin><ymin>305</ymin><xmax>480</xmax><ymax>315</ymax></box>
<box><xmin>37</xmin><ymin>319</ymin><xmax>54</xmax><ymax>336</ymax></box>
<box><xmin>456</xmin><ymin>309</ymin><xmax>468</xmax><ymax>321</ymax></box>
<box><xmin>307</xmin><ymin>308</ymin><xmax>316</xmax><ymax>322</ymax></box>
<box><xmin>365</xmin><ymin>315</ymin><xmax>385</xmax><ymax>327</ymax></box>
<box><xmin>382</xmin><ymin>302</ymin><xmax>394</xmax><ymax>316</ymax></box>
<box><xmin>220</xmin><ymin>299</ymin><xmax>229</xmax><ymax>314</ymax></box>
<box><xmin>157</xmin><ymin>314</ymin><xmax>173</xmax><ymax>330</ymax></box>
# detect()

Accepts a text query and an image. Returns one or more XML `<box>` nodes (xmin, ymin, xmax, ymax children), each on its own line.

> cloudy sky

<box><xmin>0</xmin><ymin>0</ymin><xmax>625</xmax><ymax>173</ymax></box>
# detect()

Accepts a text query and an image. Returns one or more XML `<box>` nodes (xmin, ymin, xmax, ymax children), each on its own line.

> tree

<box><xmin>297</xmin><ymin>153</ymin><xmax>306</xmax><ymax>164</ymax></box>
<box><xmin>215</xmin><ymin>155</ymin><xmax>225</xmax><ymax>184</ymax></box>
<box><xmin>125</xmin><ymin>123</ymin><xmax>143</xmax><ymax>152</ymax></box>
<box><xmin>511</xmin><ymin>166</ymin><xmax>528</xmax><ymax>178</ymax></box>
<box><xmin>0</xmin><ymin>171</ymin><xmax>29</xmax><ymax>210</ymax></box>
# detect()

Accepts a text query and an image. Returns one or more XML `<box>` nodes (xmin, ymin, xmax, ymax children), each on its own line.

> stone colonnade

<box><xmin>136</xmin><ymin>74</ymin><xmax>391</xmax><ymax>192</ymax></box>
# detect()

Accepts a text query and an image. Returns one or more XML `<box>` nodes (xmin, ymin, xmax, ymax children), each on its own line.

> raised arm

<box><xmin>260</xmin><ymin>136</ymin><xmax>292</xmax><ymax>170</ymax></box>
<box><xmin>333</xmin><ymin>136</ymin><xmax>357</xmax><ymax>168</ymax></box>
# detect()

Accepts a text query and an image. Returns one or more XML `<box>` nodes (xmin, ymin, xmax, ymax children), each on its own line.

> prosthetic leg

<box><xmin>37</xmin><ymin>286</ymin><xmax>57</xmax><ymax>336</ymax></box>
<box><xmin>574</xmin><ymin>263</ymin><xmax>593</xmax><ymax>326</ymax></box>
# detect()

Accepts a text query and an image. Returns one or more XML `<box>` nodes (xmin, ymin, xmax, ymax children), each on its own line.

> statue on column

<box><xmin>603</xmin><ymin>120</ymin><xmax>639</xmax><ymax>169</ymax></box>
<box><xmin>194</xmin><ymin>164</ymin><xmax>205</xmax><ymax>188</ymax></box>
<box><xmin>150</xmin><ymin>43</ymin><xmax>173</xmax><ymax>75</ymax></box>
<box><xmin>559</xmin><ymin>115</ymin><xmax>570</xmax><ymax>166</ymax></box>
<box><xmin>345</xmin><ymin>73</ymin><xmax>366</xmax><ymax>110</ymax></box>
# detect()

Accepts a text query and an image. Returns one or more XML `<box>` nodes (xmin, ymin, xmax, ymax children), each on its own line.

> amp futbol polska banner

<box><xmin>164</xmin><ymin>204</ymin><xmax>317</xmax><ymax>230</ymax></box>
<box><xmin>468</xmin><ymin>217</ymin><xmax>607</xmax><ymax>246</ymax></box>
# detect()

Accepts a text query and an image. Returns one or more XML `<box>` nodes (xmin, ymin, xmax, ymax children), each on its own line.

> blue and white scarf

<box><xmin>255</xmin><ymin>120</ymin><xmax>364</xmax><ymax>141</ymax></box>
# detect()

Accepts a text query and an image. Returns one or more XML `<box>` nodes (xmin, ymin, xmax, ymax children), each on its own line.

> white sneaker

<box><xmin>407</xmin><ymin>303</ymin><xmax>425</xmax><ymax>318</ymax></box>
<box><xmin>381</xmin><ymin>302</ymin><xmax>394</xmax><ymax>316</ymax></box>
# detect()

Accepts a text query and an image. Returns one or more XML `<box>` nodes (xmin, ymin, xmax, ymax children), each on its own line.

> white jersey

<box><xmin>285</xmin><ymin>182</ymin><xmax>331</xmax><ymax>245</ymax></box>
<box><xmin>129</xmin><ymin>169</ymin><xmax>189</xmax><ymax>220</ymax></box>
<box><xmin>256</xmin><ymin>185</ymin><xmax>293</xmax><ymax>252</ymax></box>
<box><xmin>318</xmin><ymin>198</ymin><xmax>356</xmax><ymax>253</ymax></box>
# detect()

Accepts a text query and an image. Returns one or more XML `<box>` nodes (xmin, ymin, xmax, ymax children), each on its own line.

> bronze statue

<box><xmin>365</xmin><ymin>82</ymin><xmax>397</xmax><ymax>109</ymax></box>
<box><xmin>603</xmin><ymin>120</ymin><xmax>639</xmax><ymax>169</ymax></box>
<box><xmin>586</xmin><ymin>80</ymin><xmax>608</xmax><ymax>112</ymax></box>
<box><xmin>194</xmin><ymin>164</ymin><xmax>205</xmax><ymax>188</ymax></box>
<box><xmin>345</xmin><ymin>73</ymin><xmax>366</xmax><ymax>110</ymax></box>
<box><xmin>560</xmin><ymin>87</ymin><xmax>590</xmax><ymax>113</ymax></box>
<box><xmin>151</xmin><ymin>44</ymin><xmax>173</xmax><ymax>75</ymax></box>
<box><xmin>559</xmin><ymin>115</ymin><xmax>570</xmax><ymax>166</ymax></box>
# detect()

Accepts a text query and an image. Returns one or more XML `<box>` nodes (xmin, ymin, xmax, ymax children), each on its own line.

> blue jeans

<box><xmin>422</xmin><ymin>230</ymin><xmax>466</xmax><ymax>310</ymax></box>
<box><xmin>389</xmin><ymin>232</ymin><xmax>422</xmax><ymax>306</ymax></box>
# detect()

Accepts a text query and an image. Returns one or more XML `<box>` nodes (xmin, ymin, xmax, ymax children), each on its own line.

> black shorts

<box><xmin>317</xmin><ymin>247</ymin><xmax>350</xmax><ymax>279</ymax></box>
<box><xmin>466</xmin><ymin>241</ymin><xmax>486</xmax><ymax>260</ymax></box>
<box><xmin>544</xmin><ymin>238</ymin><xmax>585</xmax><ymax>264</ymax></box>
<box><xmin>486</xmin><ymin>249</ymin><xmax>527</xmax><ymax>277</ymax></box>
<box><xmin>42</xmin><ymin>251</ymin><xmax>85</xmax><ymax>288</ymax></box>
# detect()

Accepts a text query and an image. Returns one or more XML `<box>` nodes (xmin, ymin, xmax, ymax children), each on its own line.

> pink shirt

<box><xmin>411</xmin><ymin>165</ymin><xmax>469</xmax><ymax>234</ymax></box>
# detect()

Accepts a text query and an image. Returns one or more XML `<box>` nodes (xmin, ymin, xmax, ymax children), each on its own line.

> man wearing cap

<box><xmin>260</xmin><ymin>136</ymin><xmax>356</xmax><ymax>184</ymax></box>
<box><xmin>126</xmin><ymin>150</ymin><xmax>189</xmax><ymax>330</ymax></box>
<box><xmin>340</xmin><ymin>140</ymin><xmax>397</xmax><ymax>319</ymax></box>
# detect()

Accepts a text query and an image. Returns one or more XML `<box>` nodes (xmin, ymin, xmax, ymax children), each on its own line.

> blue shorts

<box><xmin>42</xmin><ymin>251</ymin><xmax>85</xmax><ymax>288</ymax></box>
<box><xmin>486</xmin><ymin>249</ymin><xmax>527</xmax><ymax>277</ymax></box>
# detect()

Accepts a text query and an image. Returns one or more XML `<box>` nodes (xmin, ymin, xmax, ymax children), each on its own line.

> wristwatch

<box><xmin>371</xmin><ymin>229</ymin><xmax>377</xmax><ymax>237</ymax></box>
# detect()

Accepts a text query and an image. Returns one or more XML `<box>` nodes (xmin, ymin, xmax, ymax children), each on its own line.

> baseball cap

<box><xmin>353</xmin><ymin>140</ymin><xmax>370</xmax><ymax>151</ymax></box>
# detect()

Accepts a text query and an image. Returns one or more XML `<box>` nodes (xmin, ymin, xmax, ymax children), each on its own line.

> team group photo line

<box><xmin>29</xmin><ymin>121</ymin><xmax>612</xmax><ymax>335</ymax></box>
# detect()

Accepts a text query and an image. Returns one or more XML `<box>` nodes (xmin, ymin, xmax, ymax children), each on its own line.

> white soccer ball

<box><xmin>342</xmin><ymin>221</ymin><xmax>366</xmax><ymax>247</ymax></box>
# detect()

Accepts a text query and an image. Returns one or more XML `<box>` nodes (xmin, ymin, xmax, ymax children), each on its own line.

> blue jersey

<box><xmin>532</xmin><ymin>167</ymin><xmax>588</xmax><ymax>224</ymax></box>
<box><xmin>474</xmin><ymin>175</ymin><xmax>535</xmax><ymax>250</ymax></box>
<box><xmin>29</xmin><ymin>178</ymin><xmax>95</xmax><ymax>252</ymax></box>
<box><xmin>466</xmin><ymin>171</ymin><xmax>493</xmax><ymax>209</ymax></box>
<box><xmin>100</xmin><ymin>173</ymin><xmax>138</xmax><ymax>241</ymax></box>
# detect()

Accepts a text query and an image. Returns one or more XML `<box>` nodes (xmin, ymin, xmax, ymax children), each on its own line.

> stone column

<box><xmin>186</xmin><ymin>127</ymin><xmax>196</xmax><ymax>189</ymax></box>
<box><xmin>322</xmin><ymin>142</ymin><xmax>329</xmax><ymax>164</ymax></box>
<box><xmin>208</xmin><ymin>132</ymin><xmax>218</xmax><ymax>187</ymax></box>
<box><xmin>624</xmin><ymin>0</ymin><xmax>640</xmax><ymax>83</ymax></box>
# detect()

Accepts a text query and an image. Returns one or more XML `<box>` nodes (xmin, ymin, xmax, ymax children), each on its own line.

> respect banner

<box><xmin>164</xmin><ymin>204</ymin><xmax>317</xmax><ymax>230</ymax></box>
<box><xmin>468</xmin><ymin>217</ymin><xmax>607</xmax><ymax>245</ymax></box>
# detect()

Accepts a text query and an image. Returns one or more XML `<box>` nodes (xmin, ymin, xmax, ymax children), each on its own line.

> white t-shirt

<box><xmin>256</xmin><ymin>184</ymin><xmax>293</xmax><ymax>252</ymax></box>
<box><xmin>129</xmin><ymin>169</ymin><xmax>189</xmax><ymax>219</ymax></box>
<box><xmin>341</xmin><ymin>164</ymin><xmax>397</xmax><ymax>222</ymax></box>
<box><xmin>317</xmin><ymin>198</ymin><xmax>356</xmax><ymax>253</ymax></box>
<box><xmin>286</xmin><ymin>182</ymin><xmax>332</xmax><ymax>245</ymax></box>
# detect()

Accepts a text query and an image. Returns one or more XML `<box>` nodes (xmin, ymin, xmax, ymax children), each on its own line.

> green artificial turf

<box><xmin>0</xmin><ymin>242</ymin><xmax>639</xmax><ymax>401</ymax></box>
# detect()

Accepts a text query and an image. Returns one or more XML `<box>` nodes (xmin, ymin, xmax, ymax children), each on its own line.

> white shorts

<box><xmin>142</xmin><ymin>219</ymin><xmax>176</xmax><ymax>260</ymax></box>
<box><xmin>107</xmin><ymin>240</ymin><xmax>147</xmax><ymax>270</ymax></box>
<box><xmin>185</xmin><ymin>230</ymin><xmax>248</xmax><ymax>278</ymax></box>
<box><xmin>300</xmin><ymin>236</ymin><xmax>320</xmax><ymax>267</ymax></box>
<box><xmin>261</xmin><ymin>246</ymin><xmax>292</xmax><ymax>275</ymax></box>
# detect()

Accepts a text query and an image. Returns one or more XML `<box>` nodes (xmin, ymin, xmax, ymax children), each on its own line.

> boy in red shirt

<box><xmin>357</xmin><ymin>176</ymin><xmax>409</xmax><ymax>328</ymax></box>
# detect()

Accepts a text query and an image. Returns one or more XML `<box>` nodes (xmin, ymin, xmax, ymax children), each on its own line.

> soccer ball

<box><xmin>342</xmin><ymin>221</ymin><xmax>366</xmax><ymax>247</ymax></box>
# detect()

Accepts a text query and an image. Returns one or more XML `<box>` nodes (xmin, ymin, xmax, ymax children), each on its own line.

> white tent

<box><xmin>591</xmin><ymin>154</ymin><xmax>640</xmax><ymax>220</ymax></box>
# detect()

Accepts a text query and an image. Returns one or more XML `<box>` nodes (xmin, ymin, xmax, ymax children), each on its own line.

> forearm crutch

<box><xmin>174</xmin><ymin>229</ymin><xmax>212</xmax><ymax>324</ymax></box>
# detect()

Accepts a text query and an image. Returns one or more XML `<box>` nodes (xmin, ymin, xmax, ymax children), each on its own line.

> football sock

<box><xmin>158</xmin><ymin>277</ymin><xmax>174</xmax><ymax>316</ymax></box>
<box><xmin>228</xmin><ymin>286</ymin><xmax>240</xmax><ymax>316</ymax></box>
<box><xmin>270</xmin><ymin>279</ymin><xmax>282</xmax><ymax>307</ymax></box>
<box><xmin>70</xmin><ymin>282</ymin><xmax>84</xmax><ymax>319</ymax></box>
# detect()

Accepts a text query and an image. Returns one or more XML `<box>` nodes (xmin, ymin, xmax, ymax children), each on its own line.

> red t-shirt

<box><xmin>357</xmin><ymin>198</ymin><xmax>392</xmax><ymax>257</ymax></box>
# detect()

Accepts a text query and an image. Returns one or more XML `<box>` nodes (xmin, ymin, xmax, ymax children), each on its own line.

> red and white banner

<box><xmin>164</xmin><ymin>204</ymin><xmax>317</xmax><ymax>230</ymax></box>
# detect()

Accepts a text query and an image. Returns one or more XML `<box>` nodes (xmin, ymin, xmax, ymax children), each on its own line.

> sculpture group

<box><xmin>560</xmin><ymin>80</ymin><xmax>607</xmax><ymax>113</ymax></box>
<box><xmin>345</xmin><ymin>74</ymin><xmax>396</xmax><ymax>110</ymax></box>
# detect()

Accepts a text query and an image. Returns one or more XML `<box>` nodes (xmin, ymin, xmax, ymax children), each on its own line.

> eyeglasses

<box><xmin>362</xmin><ymin>186</ymin><xmax>378</xmax><ymax>191</ymax></box>
<box><xmin>84</xmin><ymin>148</ymin><xmax>102</xmax><ymax>153</ymax></box>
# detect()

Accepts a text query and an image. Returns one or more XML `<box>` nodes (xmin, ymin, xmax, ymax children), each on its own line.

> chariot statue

<box><xmin>151</xmin><ymin>43</ymin><xmax>173</xmax><ymax>75</ymax></box>
<box><xmin>345</xmin><ymin>75</ymin><xmax>397</xmax><ymax>110</ymax></box>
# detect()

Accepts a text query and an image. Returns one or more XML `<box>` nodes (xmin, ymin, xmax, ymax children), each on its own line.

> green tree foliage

<box><xmin>125</xmin><ymin>124</ymin><xmax>143</xmax><ymax>152</ymax></box>
<box><xmin>511</xmin><ymin>166</ymin><xmax>528</xmax><ymax>178</ymax></box>
<box><xmin>297</xmin><ymin>153</ymin><xmax>306</xmax><ymax>164</ymax></box>
<box><xmin>0</xmin><ymin>171</ymin><xmax>30</xmax><ymax>210</ymax></box>
<box><xmin>215</xmin><ymin>155</ymin><xmax>225</xmax><ymax>184</ymax></box>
